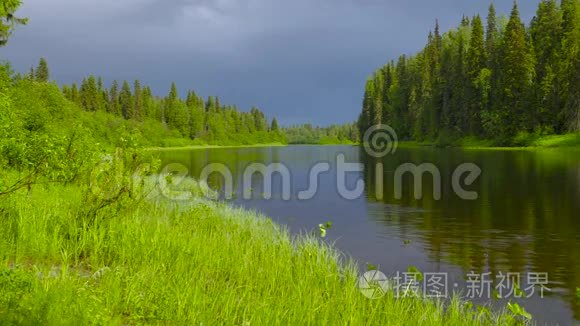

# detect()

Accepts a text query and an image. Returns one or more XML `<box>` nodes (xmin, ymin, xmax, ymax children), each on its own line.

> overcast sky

<box><xmin>1</xmin><ymin>0</ymin><xmax>540</xmax><ymax>125</ymax></box>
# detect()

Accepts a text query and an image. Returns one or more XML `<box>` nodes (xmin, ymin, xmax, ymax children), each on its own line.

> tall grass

<box><xmin>0</xmin><ymin>185</ymin><xmax>527</xmax><ymax>325</ymax></box>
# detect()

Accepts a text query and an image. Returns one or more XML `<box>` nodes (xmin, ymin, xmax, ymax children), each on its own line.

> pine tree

<box><xmin>96</xmin><ymin>77</ymin><xmax>106</xmax><ymax>111</ymax></box>
<box><xmin>71</xmin><ymin>83</ymin><xmax>80</xmax><ymax>106</ymax></box>
<box><xmin>119</xmin><ymin>81</ymin><xmax>133</xmax><ymax>119</ymax></box>
<box><xmin>62</xmin><ymin>85</ymin><xmax>71</xmax><ymax>101</ymax></box>
<box><xmin>372</xmin><ymin>71</ymin><xmax>384</xmax><ymax>127</ymax></box>
<box><xmin>0</xmin><ymin>1</ymin><xmax>27</xmax><ymax>46</ymax></box>
<box><xmin>109</xmin><ymin>80</ymin><xmax>120</xmax><ymax>115</ymax></box>
<box><xmin>359</xmin><ymin>78</ymin><xmax>375</xmax><ymax>138</ymax></box>
<box><xmin>186</xmin><ymin>90</ymin><xmax>204</xmax><ymax>139</ymax></box>
<box><xmin>486</xmin><ymin>3</ymin><xmax>501</xmax><ymax>117</ymax></box>
<box><xmin>559</xmin><ymin>0</ymin><xmax>580</xmax><ymax>131</ymax></box>
<box><xmin>80</xmin><ymin>76</ymin><xmax>99</xmax><ymax>111</ymax></box>
<box><xmin>485</xmin><ymin>4</ymin><xmax>498</xmax><ymax>61</ymax></box>
<box><xmin>498</xmin><ymin>2</ymin><xmax>535</xmax><ymax>136</ymax></box>
<box><xmin>530</xmin><ymin>0</ymin><xmax>563</xmax><ymax>130</ymax></box>
<box><xmin>271</xmin><ymin>118</ymin><xmax>279</xmax><ymax>131</ymax></box>
<box><xmin>467</xmin><ymin>15</ymin><xmax>487</xmax><ymax>135</ymax></box>
<box><xmin>453</xmin><ymin>30</ymin><xmax>469</xmax><ymax>134</ymax></box>
<box><xmin>165</xmin><ymin>83</ymin><xmax>189</xmax><ymax>136</ymax></box>
<box><xmin>35</xmin><ymin>57</ymin><xmax>50</xmax><ymax>82</ymax></box>
<box><xmin>133</xmin><ymin>80</ymin><xmax>143</xmax><ymax>121</ymax></box>
<box><xmin>461</xmin><ymin>15</ymin><xmax>470</xmax><ymax>27</ymax></box>
<box><xmin>142</xmin><ymin>86</ymin><xmax>155</xmax><ymax>119</ymax></box>
<box><xmin>428</xmin><ymin>20</ymin><xmax>443</xmax><ymax>138</ymax></box>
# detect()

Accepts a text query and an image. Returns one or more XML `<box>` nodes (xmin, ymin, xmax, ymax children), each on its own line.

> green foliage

<box><xmin>506</xmin><ymin>302</ymin><xmax>532</xmax><ymax>321</ymax></box>
<box><xmin>34</xmin><ymin>57</ymin><xmax>49</xmax><ymax>82</ymax></box>
<box><xmin>0</xmin><ymin>268</ymin><xmax>34</xmax><ymax>323</ymax></box>
<box><xmin>58</xmin><ymin>71</ymin><xmax>284</xmax><ymax>145</ymax></box>
<box><xmin>359</xmin><ymin>0</ymin><xmax>580</xmax><ymax>146</ymax></box>
<box><xmin>284</xmin><ymin>123</ymin><xmax>358</xmax><ymax>144</ymax></box>
<box><xmin>0</xmin><ymin>0</ymin><xmax>27</xmax><ymax>46</ymax></box>
<box><xmin>119</xmin><ymin>80</ymin><xmax>132</xmax><ymax>119</ymax></box>
<box><xmin>406</xmin><ymin>265</ymin><xmax>424</xmax><ymax>281</ymax></box>
<box><xmin>318</xmin><ymin>221</ymin><xmax>332</xmax><ymax>238</ymax></box>
<box><xmin>270</xmin><ymin>117</ymin><xmax>279</xmax><ymax>131</ymax></box>
<box><xmin>0</xmin><ymin>69</ymin><xmax>98</xmax><ymax>195</ymax></box>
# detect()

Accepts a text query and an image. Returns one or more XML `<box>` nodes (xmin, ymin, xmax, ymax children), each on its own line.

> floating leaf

<box><xmin>507</xmin><ymin>302</ymin><xmax>532</xmax><ymax>320</ymax></box>
<box><xmin>407</xmin><ymin>266</ymin><xmax>424</xmax><ymax>281</ymax></box>
<box><xmin>318</xmin><ymin>224</ymin><xmax>327</xmax><ymax>238</ymax></box>
<box><xmin>366</xmin><ymin>263</ymin><xmax>377</xmax><ymax>271</ymax></box>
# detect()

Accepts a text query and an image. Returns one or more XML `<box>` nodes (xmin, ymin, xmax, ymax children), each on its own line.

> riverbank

<box><xmin>147</xmin><ymin>142</ymin><xmax>288</xmax><ymax>151</ymax></box>
<box><xmin>0</xmin><ymin>183</ymin><xmax>527</xmax><ymax>325</ymax></box>
<box><xmin>396</xmin><ymin>133</ymin><xmax>580</xmax><ymax>150</ymax></box>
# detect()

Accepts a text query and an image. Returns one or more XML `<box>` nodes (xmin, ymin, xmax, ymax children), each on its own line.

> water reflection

<box><xmin>158</xmin><ymin>146</ymin><xmax>580</xmax><ymax>324</ymax></box>
<box><xmin>362</xmin><ymin>148</ymin><xmax>580</xmax><ymax>322</ymax></box>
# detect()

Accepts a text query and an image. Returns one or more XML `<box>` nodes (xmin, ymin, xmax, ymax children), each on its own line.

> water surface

<box><xmin>159</xmin><ymin>145</ymin><xmax>580</xmax><ymax>325</ymax></box>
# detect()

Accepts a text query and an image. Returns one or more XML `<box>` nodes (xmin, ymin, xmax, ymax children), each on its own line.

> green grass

<box><xmin>530</xmin><ymin>133</ymin><xmax>580</xmax><ymax>148</ymax></box>
<box><xmin>393</xmin><ymin>133</ymin><xmax>580</xmax><ymax>151</ymax></box>
<box><xmin>460</xmin><ymin>133</ymin><xmax>580</xmax><ymax>150</ymax></box>
<box><xmin>147</xmin><ymin>142</ymin><xmax>288</xmax><ymax>151</ymax></box>
<box><xmin>0</xmin><ymin>184</ymin><xmax>529</xmax><ymax>325</ymax></box>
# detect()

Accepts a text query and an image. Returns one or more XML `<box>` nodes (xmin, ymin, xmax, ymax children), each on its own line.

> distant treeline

<box><xmin>358</xmin><ymin>1</ymin><xmax>580</xmax><ymax>145</ymax></box>
<box><xmin>27</xmin><ymin>59</ymin><xmax>285</xmax><ymax>146</ymax></box>
<box><xmin>283</xmin><ymin>123</ymin><xmax>359</xmax><ymax>144</ymax></box>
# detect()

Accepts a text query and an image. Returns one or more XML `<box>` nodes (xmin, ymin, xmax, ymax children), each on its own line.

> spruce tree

<box><xmin>486</xmin><ymin>3</ymin><xmax>501</xmax><ymax>117</ymax></box>
<box><xmin>485</xmin><ymin>4</ymin><xmax>498</xmax><ymax>61</ymax></box>
<box><xmin>133</xmin><ymin>80</ymin><xmax>143</xmax><ymax>121</ymax></box>
<box><xmin>360</xmin><ymin>79</ymin><xmax>375</xmax><ymax>137</ymax></box>
<box><xmin>142</xmin><ymin>86</ymin><xmax>155</xmax><ymax>119</ymax></box>
<box><xmin>79</xmin><ymin>76</ymin><xmax>99</xmax><ymax>111</ymax></box>
<box><xmin>467</xmin><ymin>15</ymin><xmax>486</xmax><ymax>134</ymax></box>
<box><xmin>96</xmin><ymin>77</ymin><xmax>106</xmax><ymax>111</ymax></box>
<box><xmin>559</xmin><ymin>0</ymin><xmax>580</xmax><ymax>131</ymax></box>
<box><xmin>498</xmin><ymin>2</ymin><xmax>534</xmax><ymax>135</ymax></box>
<box><xmin>186</xmin><ymin>91</ymin><xmax>205</xmax><ymax>139</ymax></box>
<box><xmin>119</xmin><ymin>81</ymin><xmax>133</xmax><ymax>119</ymax></box>
<box><xmin>35</xmin><ymin>57</ymin><xmax>50</xmax><ymax>82</ymax></box>
<box><xmin>71</xmin><ymin>83</ymin><xmax>80</xmax><ymax>106</ymax></box>
<box><xmin>530</xmin><ymin>0</ymin><xmax>563</xmax><ymax>130</ymax></box>
<box><xmin>0</xmin><ymin>1</ymin><xmax>27</xmax><ymax>46</ymax></box>
<box><xmin>271</xmin><ymin>118</ymin><xmax>279</xmax><ymax>131</ymax></box>
<box><xmin>165</xmin><ymin>83</ymin><xmax>189</xmax><ymax>136</ymax></box>
<box><xmin>109</xmin><ymin>80</ymin><xmax>120</xmax><ymax>115</ymax></box>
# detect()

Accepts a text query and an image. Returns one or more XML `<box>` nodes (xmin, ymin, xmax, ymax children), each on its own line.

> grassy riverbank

<box><xmin>395</xmin><ymin>133</ymin><xmax>580</xmax><ymax>150</ymax></box>
<box><xmin>0</xmin><ymin>183</ymin><xmax>528</xmax><ymax>325</ymax></box>
<box><xmin>147</xmin><ymin>142</ymin><xmax>287</xmax><ymax>151</ymax></box>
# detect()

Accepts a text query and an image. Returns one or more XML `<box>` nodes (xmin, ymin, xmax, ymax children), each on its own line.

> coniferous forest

<box><xmin>24</xmin><ymin>59</ymin><xmax>285</xmax><ymax>147</ymax></box>
<box><xmin>358</xmin><ymin>1</ymin><xmax>580</xmax><ymax>145</ymax></box>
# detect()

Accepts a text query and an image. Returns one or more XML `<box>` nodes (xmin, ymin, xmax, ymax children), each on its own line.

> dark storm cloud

<box><xmin>1</xmin><ymin>0</ymin><xmax>541</xmax><ymax>125</ymax></box>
